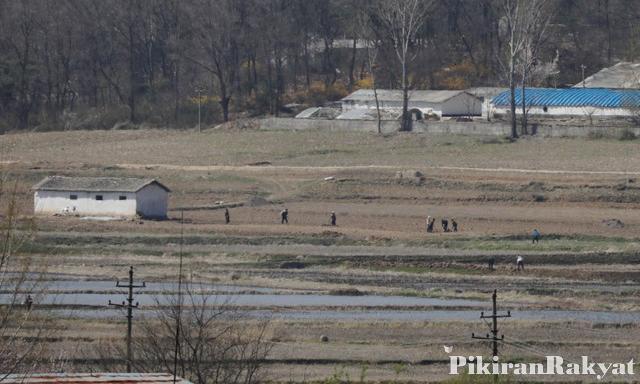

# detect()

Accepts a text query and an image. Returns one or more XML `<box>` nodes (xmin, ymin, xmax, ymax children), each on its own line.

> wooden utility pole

<box><xmin>172</xmin><ymin>210</ymin><xmax>185</xmax><ymax>384</ymax></box>
<box><xmin>472</xmin><ymin>289</ymin><xmax>511</xmax><ymax>358</ymax></box>
<box><xmin>109</xmin><ymin>266</ymin><xmax>146</xmax><ymax>372</ymax></box>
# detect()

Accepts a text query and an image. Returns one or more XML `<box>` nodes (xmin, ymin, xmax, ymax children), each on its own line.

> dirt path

<box><xmin>115</xmin><ymin>162</ymin><xmax>640</xmax><ymax>175</ymax></box>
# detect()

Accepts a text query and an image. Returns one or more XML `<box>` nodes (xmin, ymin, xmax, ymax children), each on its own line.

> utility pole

<box><xmin>472</xmin><ymin>289</ymin><xmax>511</xmax><ymax>358</ymax></box>
<box><xmin>196</xmin><ymin>87</ymin><xmax>203</xmax><ymax>133</ymax></box>
<box><xmin>580</xmin><ymin>64</ymin><xmax>587</xmax><ymax>88</ymax></box>
<box><xmin>109</xmin><ymin>266</ymin><xmax>146</xmax><ymax>373</ymax></box>
<box><xmin>172</xmin><ymin>210</ymin><xmax>185</xmax><ymax>384</ymax></box>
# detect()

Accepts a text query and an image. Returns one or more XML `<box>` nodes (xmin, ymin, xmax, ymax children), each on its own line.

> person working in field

<box><xmin>330</xmin><ymin>211</ymin><xmax>336</xmax><ymax>226</ymax></box>
<box><xmin>23</xmin><ymin>294</ymin><xmax>33</xmax><ymax>310</ymax></box>
<box><xmin>281</xmin><ymin>208</ymin><xmax>289</xmax><ymax>224</ymax></box>
<box><xmin>451</xmin><ymin>218</ymin><xmax>458</xmax><ymax>232</ymax></box>
<box><xmin>488</xmin><ymin>256</ymin><xmax>495</xmax><ymax>271</ymax></box>
<box><xmin>224</xmin><ymin>208</ymin><xmax>230</xmax><ymax>224</ymax></box>
<box><xmin>426</xmin><ymin>216</ymin><xmax>434</xmax><ymax>233</ymax></box>
<box><xmin>441</xmin><ymin>218</ymin><xmax>449</xmax><ymax>232</ymax></box>
<box><xmin>516</xmin><ymin>255</ymin><xmax>525</xmax><ymax>271</ymax></box>
<box><xmin>531</xmin><ymin>229</ymin><xmax>541</xmax><ymax>243</ymax></box>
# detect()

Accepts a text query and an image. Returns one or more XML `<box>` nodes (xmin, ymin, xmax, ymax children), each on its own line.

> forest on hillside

<box><xmin>0</xmin><ymin>0</ymin><xmax>638</xmax><ymax>131</ymax></box>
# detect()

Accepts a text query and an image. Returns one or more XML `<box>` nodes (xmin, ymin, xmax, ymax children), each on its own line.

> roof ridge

<box><xmin>32</xmin><ymin>176</ymin><xmax>170</xmax><ymax>193</ymax></box>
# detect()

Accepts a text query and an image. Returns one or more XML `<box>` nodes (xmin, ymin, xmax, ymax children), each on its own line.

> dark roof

<box><xmin>491</xmin><ymin>88</ymin><xmax>640</xmax><ymax>108</ymax></box>
<box><xmin>1</xmin><ymin>373</ymin><xmax>191</xmax><ymax>384</ymax></box>
<box><xmin>33</xmin><ymin>176</ymin><xmax>171</xmax><ymax>193</ymax></box>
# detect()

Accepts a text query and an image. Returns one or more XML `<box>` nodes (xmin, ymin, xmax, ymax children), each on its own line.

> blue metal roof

<box><xmin>491</xmin><ymin>88</ymin><xmax>640</xmax><ymax>108</ymax></box>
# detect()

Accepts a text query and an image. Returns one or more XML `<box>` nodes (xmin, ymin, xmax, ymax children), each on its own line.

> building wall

<box><xmin>443</xmin><ymin>93</ymin><xmax>482</xmax><ymax>116</ymax></box>
<box><xmin>259</xmin><ymin>117</ymin><xmax>510</xmax><ymax>135</ymax></box>
<box><xmin>258</xmin><ymin>117</ymin><xmax>640</xmax><ymax>137</ymax></box>
<box><xmin>34</xmin><ymin>191</ymin><xmax>137</xmax><ymax>216</ymax></box>
<box><xmin>342</xmin><ymin>94</ymin><xmax>481</xmax><ymax>116</ymax></box>
<box><xmin>135</xmin><ymin>184</ymin><xmax>168</xmax><ymax>218</ymax></box>
<box><xmin>342</xmin><ymin>100</ymin><xmax>441</xmax><ymax>115</ymax></box>
<box><xmin>491</xmin><ymin>105</ymin><xmax>637</xmax><ymax>117</ymax></box>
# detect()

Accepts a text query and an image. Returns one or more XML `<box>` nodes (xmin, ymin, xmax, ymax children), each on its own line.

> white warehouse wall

<box><xmin>491</xmin><ymin>105</ymin><xmax>637</xmax><ymax>117</ymax></box>
<box><xmin>442</xmin><ymin>93</ymin><xmax>482</xmax><ymax>116</ymax></box>
<box><xmin>342</xmin><ymin>95</ymin><xmax>481</xmax><ymax>116</ymax></box>
<box><xmin>135</xmin><ymin>184</ymin><xmax>168</xmax><ymax>218</ymax></box>
<box><xmin>34</xmin><ymin>191</ymin><xmax>137</xmax><ymax>216</ymax></box>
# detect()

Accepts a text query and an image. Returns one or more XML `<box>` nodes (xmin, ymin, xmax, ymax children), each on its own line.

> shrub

<box><xmin>619</xmin><ymin>128</ymin><xmax>637</xmax><ymax>141</ymax></box>
<box><xmin>587</xmin><ymin>130</ymin><xmax>606</xmax><ymax>140</ymax></box>
<box><xmin>532</xmin><ymin>194</ymin><xmax>546</xmax><ymax>202</ymax></box>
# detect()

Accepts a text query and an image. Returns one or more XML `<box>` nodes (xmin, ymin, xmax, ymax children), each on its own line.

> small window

<box><xmin>95</xmin><ymin>195</ymin><xmax>103</xmax><ymax>201</ymax></box>
<box><xmin>119</xmin><ymin>195</ymin><xmax>127</xmax><ymax>200</ymax></box>
<box><xmin>70</xmin><ymin>195</ymin><xmax>78</xmax><ymax>200</ymax></box>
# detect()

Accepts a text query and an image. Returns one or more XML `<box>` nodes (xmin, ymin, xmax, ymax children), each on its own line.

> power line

<box><xmin>472</xmin><ymin>289</ymin><xmax>511</xmax><ymax>358</ymax></box>
<box><xmin>502</xmin><ymin>332</ymin><xmax>586</xmax><ymax>367</ymax></box>
<box><xmin>108</xmin><ymin>266</ymin><xmax>146</xmax><ymax>373</ymax></box>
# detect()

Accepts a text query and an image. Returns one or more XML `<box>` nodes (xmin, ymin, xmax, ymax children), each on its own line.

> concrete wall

<box><xmin>342</xmin><ymin>100</ymin><xmax>442</xmax><ymax>117</ymax></box>
<box><xmin>444</xmin><ymin>93</ymin><xmax>482</xmax><ymax>116</ymax></box>
<box><xmin>34</xmin><ymin>190</ymin><xmax>137</xmax><ymax>216</ymax></box>
<box><xmin>341</xmin><ymin>94</ymin><xmax>481</xmax><ymax>116</ymax></box>
<box><xmin>531</xmin><ymin>125</ymin><xmax>640</xmax><ymax>137</ymax></box>
<box><xmin>260</xmin><ymin>117</ymin><xmax>510</xmax><ymax>135</ymax></box>
<box><xmin>136</xmin><ymin>184</ymin><xmax>169</xmax><ymax>219</ymax></box>
<box><xmin>259</xmin><ymin>117</ymin><xmax>640</xmax><ymax>137</ymax></box>
<box><xmin>260</xmin><ymin>116</ymin><xmax>401</xmax><ymax>134</ymax></box>
<box><xmin>492</xmin><ymin>105</ymin><xmax>637</xmax><ymax>117</ymax></box>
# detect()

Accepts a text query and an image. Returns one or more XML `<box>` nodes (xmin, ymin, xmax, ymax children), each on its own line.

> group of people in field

<box><xmin>489</xmin><ymin>229</ymin><xmax>541</xmax><ymax>273</ymax></box>
<box><xmin>221</xmin><ymin>207</ymin><xmax>542</xmax><ymax>273</ymax></box>
<box><xmin>223</xmin><ymin>207</ymin><xmax>338</xmax><ymax>226</ymax></box>
<box><xmin>426</xmin><ymin>216</ymin><xmax>458</xmax><ymax>233</ymax></box>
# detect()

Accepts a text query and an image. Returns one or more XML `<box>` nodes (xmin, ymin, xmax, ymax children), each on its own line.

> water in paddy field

<box><xmin>7</xmin><ymin>278</ymin><xmax>640</xmax><ymax>324</ymax></box>
<box><xmin>42</xmin><ymin>308</ymin><xmax>640</xmax><ymax>323</ymax></box>
<box><xmin>0</xmin><ymin>292</ymin><xmax>487</xmax><ymax>307</ymax></box>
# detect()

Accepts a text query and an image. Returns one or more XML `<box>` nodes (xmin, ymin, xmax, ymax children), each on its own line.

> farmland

<box><xmin>3</xmin><ymin>128</ymin><xmax>640</xmax><ymax>382</ymax></box>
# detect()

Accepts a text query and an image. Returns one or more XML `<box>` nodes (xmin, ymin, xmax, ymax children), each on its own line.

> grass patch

<box><xmin>369</xmin><ymin>265</ymin><xmax>485</xmax><ymax>276</ymax></box>
<box><xmin>403</xmin><ymin>233</ymin><xmax>640</xmax><ymax>254</ymax></box>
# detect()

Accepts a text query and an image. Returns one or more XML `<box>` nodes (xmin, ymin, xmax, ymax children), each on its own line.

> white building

<box><xmin>466</xmin><ymin>87</ymin><xmax>508</xmax><ymax>118</ymax></box>
<box><xmin>33</xmin><ymin>176</ymin><xmax>170</xmax><ymax>219</ymax></box>
<box><xmin>490</xmin><ymin>88</ymin><xmax>640</xmax><ymax>118</ymax></box>
<box><xmin>338</xmin><ymin>89</ymin><xmax>482</xmax><ymax>119</ymax></box>
<box><xmin>573</xmin><ymin>62</ymin><xmax>640</xmax><ymax>89</ymax></box>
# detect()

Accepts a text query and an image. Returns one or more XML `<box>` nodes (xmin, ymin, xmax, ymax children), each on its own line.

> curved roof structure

<box><xmin>491</xmin><ymin>88</ymin><xmax>640</xmax><ymax>108</ymax></box>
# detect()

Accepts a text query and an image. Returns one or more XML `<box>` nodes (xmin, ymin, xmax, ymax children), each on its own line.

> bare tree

<box><xmin>583</xmin><ymin>106</ymin><xmax>597</xmax><ymax>126</ymax></box>
<box><xmin>377</xmin><ymin>0</ymin><xmax>432</xmax><ymax>132</ymax></box>
<box><xmin>358</xmin><ymin>8</ymin><xmax>382</xmax><ymax>134</ymax></box>
<box><xmin>517</xmin><ymin>0</ymin><xmax>554</xmax><ymax>135</ymax></box>
<box><xmin>187</xmin><ymin>0</ymin><xmax>241</xmax><ymax>123</ymax></box>
<box><xmin>0</xmin><ymin>1</ymin><xmax>39</xmax><ymax>129</ymax></box>
<box><xmin>0</xmin><ymin>174</ymin><xmax>48</xmax><ymax>378</ymax></box>
<box><xmin>99</xmin><ymin>282</ymin><xmax>272</xmax><ymax>384</ymax></box>
<box><xmin>498</xmin><ymin>0</ymin><xmax>531</xmax><ymax>139</ymax></box>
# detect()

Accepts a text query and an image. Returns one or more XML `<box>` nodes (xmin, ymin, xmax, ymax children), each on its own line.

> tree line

<box><xmin>0</xmin><ymin>0</ymin><xmax>639</xmax><ymax>132</ymax></box>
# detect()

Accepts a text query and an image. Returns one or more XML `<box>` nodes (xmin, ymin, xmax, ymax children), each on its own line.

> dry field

<box><xmin>3</xmin><ymin>128</ymin><xmax>640</xmax><ymax>382</ymax></box>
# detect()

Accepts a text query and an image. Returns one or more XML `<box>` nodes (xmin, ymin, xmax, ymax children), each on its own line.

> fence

<box><xmin>258</xmin><ymin>117</ymin><xmax>640</xmax><ymax>138</ymax></box>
